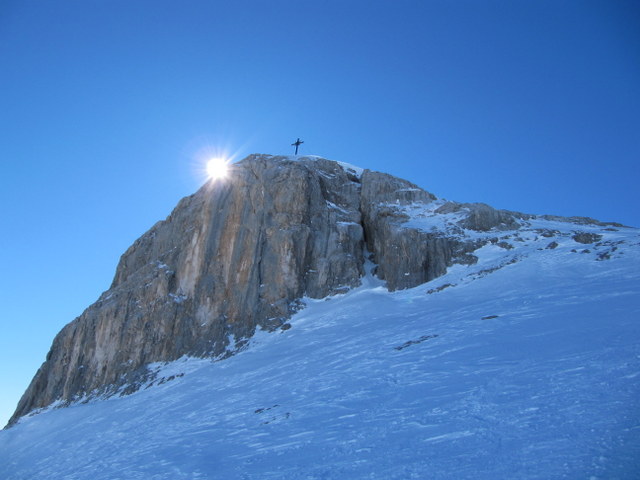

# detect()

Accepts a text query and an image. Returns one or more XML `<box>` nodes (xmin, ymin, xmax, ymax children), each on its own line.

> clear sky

<box><xmin>1</xmin><ymin>0</ymin><xmax>638</xmax><ymax>426</ymax></box>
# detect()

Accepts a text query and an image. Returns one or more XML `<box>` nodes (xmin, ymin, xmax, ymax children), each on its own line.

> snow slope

<box><xmin>1</xmin><ymin>221</ymin><xmax>639</xmax><ymax>479</ymax></box>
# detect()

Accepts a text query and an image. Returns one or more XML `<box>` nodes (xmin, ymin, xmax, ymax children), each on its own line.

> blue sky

<box><xmin>0</xmin><ymin>0</ymin><xmax>638</xmax><ymax>426</ymax></box>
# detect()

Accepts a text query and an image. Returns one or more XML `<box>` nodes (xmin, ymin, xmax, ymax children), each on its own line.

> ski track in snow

<box><xmin>1</xmin><ymin>221</ymin><xmax>639</xmax><ymax>479</ymax></box>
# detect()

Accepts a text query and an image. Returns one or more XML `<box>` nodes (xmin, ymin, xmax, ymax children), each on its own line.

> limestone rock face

<box><xmin>8</xmin><ymin>154</ymin><xmax>526</xmax><ymax>427</ymax></box>
<box><xmin>359</xmin><ymin>171</ymin><xmax>482</xmax><ymax>291</ymax></box>
<box><xmin>10</xmin><ymin>155</ymin><xmax>365</xmax><ymax>425</ymax></box>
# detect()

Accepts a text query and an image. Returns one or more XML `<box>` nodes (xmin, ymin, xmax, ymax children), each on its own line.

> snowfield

<box><xmin>1</xmin><ymin>219</ymin><xmax>639</xmax><ymax>479</ymax></box>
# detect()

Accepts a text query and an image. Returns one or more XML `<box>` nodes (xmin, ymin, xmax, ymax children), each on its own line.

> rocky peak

<box><xmin>8</xmin><ymin>154</ymin><xmax>524</xmax><ymax>427</ymax></box>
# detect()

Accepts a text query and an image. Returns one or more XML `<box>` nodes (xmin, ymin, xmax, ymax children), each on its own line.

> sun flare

<box><xmin>206</xmin><ymin>158</ymin><xmax>229</xmax><ymax>181</ymax></box>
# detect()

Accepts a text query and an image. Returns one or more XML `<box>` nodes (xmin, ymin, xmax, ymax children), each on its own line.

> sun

<box><xmin>206</xmin><ymin>157</ymin><xmax>229</xmax><ymax>181</ymax></box>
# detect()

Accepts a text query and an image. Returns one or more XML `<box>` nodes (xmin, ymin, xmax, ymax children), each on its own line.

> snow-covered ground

<box><xmin>1</xmin><ymin>221</ymin><xmax>639</xmax><ymax>479</ymax></box>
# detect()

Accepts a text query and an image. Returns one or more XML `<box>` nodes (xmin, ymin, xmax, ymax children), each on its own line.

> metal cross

<box><xmin>291</xmin><ymin>138</ymin><xmax>304</xmax><ymax>155</ymax></box>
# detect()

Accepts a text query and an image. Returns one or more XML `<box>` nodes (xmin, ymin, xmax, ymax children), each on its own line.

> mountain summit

<box><xmin>7</xmin><ymin>154</ymin><xmax>631</xmax><ymax>427</ymax></box>
<box><xmin>8</xmin><ymin>155</ymin><xmax>483</xmax><ymax>424</ymax></box>
<box><xmin>2</xmin><ymin>154</ymin><xmax>639</xmax><ymax>478</ymax></box>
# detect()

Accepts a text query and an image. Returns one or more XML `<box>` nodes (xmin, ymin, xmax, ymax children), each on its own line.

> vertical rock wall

<box><xmin>10</xmin><ymin>155</ymin><xmax>365</xmax><ymax>425</ymax></box>
<box><xmin>8</xmin><ymin>154</ymin><xmax>518</xmax><ymax>426</ymax></box>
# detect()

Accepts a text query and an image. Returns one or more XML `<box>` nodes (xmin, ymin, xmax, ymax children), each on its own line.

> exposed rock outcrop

<box><xmin>10</xmin><ymin>156</ymin><xmax>364</xmax><ymax>425</ymax></box>
<box><xmin>358</xmin><ymin>174</ymin><xmax>515</xmax><ymax>290</ymax></box>
<box><xmin>8</xmin><ymin>154</ymin><xmax>522</xmax><ymax>427</ymax></box>
<box><xmin>434</xmin><ymin>201</ymin><xmax>524</xmax><ymax>231</ymax></box>
<box><xmin>572</xmin><ymin>232</ymin><xmax>603</xmax><ymax>244</ymax></box>
<box><xmin>360</xmin><ymin>171</ymin><xmax>469</xmax><ymax>290</ymax></box>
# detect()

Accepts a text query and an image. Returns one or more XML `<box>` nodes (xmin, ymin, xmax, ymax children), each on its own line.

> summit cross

<box><xmin>291</xmin><ymin>138</ymin><xmax>304</xmax><ymax>155</ymax></box>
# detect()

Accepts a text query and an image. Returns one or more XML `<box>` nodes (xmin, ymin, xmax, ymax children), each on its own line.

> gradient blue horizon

<box><xmin>1</xmin><ymin>0</ymin><xmax>638</xmax><ymax>426</ymax></box>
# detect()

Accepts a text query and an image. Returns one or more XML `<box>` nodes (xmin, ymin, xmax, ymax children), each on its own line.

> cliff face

<box><xmin>9</xmin><ymin>154</ymin><xmax>520</xmax><ymax>426</ymax></box>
